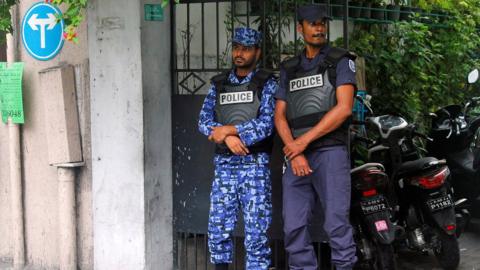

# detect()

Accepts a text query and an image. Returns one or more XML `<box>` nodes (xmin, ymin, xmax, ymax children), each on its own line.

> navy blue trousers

<box><xmin>282</xmin><ymin>146</ymin><xmax>357</xmax><ymax>270</ymax></box>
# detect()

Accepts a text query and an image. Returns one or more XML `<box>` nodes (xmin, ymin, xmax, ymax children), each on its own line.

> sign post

<box><xmin>22</xmin><ymin>2</ymin><xmax>64</xmax><ymax>61</ymax></box>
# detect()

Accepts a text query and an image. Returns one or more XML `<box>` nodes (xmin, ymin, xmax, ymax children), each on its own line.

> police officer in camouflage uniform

<box><xmin>198</xmin><ymin>27</ymin><xmax>278</xmax><ymax>270</ymax></box>
<box><xmin>274</xmin><ymin>4</ymin><xmax>357</xmax><ymax>270</ymax></box>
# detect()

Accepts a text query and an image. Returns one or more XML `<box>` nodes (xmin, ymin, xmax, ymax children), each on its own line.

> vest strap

<box><xmin>288</xmin><ymin>112</ymin><xmax>328</xmax><ymax>129</ymax></box>
<box><xmin>211</xmin><ymin>71</ymin><xmax>230</xmax><ymax>93</ymax></box>
<box><xmin>324</xmin><ymin>47</ymin><xmax>356</xmax><ymax>88</ymax></box>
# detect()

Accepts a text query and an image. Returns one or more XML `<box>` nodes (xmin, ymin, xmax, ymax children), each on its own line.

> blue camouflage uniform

<box><xmin>198</xmin><ymin>27</ymin><xmax>278</xmax><ymax>270</ymax></box>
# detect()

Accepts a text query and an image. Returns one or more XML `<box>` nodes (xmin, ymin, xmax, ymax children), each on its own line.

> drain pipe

<box><xmin>57</xmin><ymin>165</ymin><xmax>79</xmax><ymax>270</ymax></box>
<box><xmin>6</xmin><ymin>3</ymin><xmax>25</xmax><ymax>269</ymax></box>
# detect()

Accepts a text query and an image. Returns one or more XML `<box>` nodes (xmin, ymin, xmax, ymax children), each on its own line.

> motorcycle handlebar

<box><xmin>413</xmin><ymin>131</ymin><xmax>434</xmax><ymax>142</ymax></box>
<box><xmin>352</xmin><ymin>134</ymin><xmax>375</xmax><ymax>145</ymax></box>
<box><xmin>465</xmin><ymin>97</ymin><xmax>480</xmax><ymax>112</ymax></box>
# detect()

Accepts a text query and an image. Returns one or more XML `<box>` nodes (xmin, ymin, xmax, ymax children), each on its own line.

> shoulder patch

<box><xmin>348</xmin><ymin>59</ymin><xmax>356</xmax><ymax>73</ymax></box>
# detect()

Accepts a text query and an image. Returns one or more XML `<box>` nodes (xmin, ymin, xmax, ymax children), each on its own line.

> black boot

<box><xmin>214</xmin><ymin>263</ymin><xmax>228</xmax><ymax>270</ymax></box>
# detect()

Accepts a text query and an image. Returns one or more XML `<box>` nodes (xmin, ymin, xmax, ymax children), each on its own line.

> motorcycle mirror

<box><xmin>355</xmin><ymin>95</ymin><xmax>373</xmax><ymax>115</ymax></box>
<box><xmin>468</xmin><ymin>69</ymin><xmax>479</xmax><ymax>84</ymax></box>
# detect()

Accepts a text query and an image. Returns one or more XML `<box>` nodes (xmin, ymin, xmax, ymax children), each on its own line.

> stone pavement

<box><xmin>1</xmin><ymin>222</ymin><xmax>480</xmax><ymax>269</ymax></box>
<box><xmin>397</xmin><ymin>220</ymin><xmax>480</xmax><ymax>270</ymax></box>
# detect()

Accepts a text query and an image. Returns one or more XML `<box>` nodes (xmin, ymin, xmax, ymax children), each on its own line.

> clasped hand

<box><xmin>283</xmin><ymin>138</ymin><xmax>308</xmax><ymax>160</ymax></box>
<box><xmin>208</xmin><ymin>126</ymin><xmax>230</xmax><ymax>144</ymax></box>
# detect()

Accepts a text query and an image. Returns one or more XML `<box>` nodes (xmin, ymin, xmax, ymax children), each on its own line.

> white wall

<box><xmin>0</xmin><ymin>0</ymin><xmax>92</xmax><ymax>268</ymax></box>
<box><xmin>88</xmin><ymin>0</ymin><xmax>146</xmax><ymax>268</ymax></box>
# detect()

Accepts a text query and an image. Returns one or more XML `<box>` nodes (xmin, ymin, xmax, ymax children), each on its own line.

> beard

<box><xmin>234</xmin><ymin>57</ymin><xmax>256</xmax><ymax>69</ymax></box>
<box><xmin>305</xmin><ymin>33</ymin><xmax>327</xmax><ymax>47</ymax></box>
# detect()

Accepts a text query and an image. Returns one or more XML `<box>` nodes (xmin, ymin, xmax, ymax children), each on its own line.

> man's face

<box><xmin>298</xmin><ymin>19</ymin><xmax>328</xmax><ymax>47</ymax></box>
<box><xmin>232</xmin><ymin>43</ymin><xmax>260</xmax><ymax>69</ymax></box>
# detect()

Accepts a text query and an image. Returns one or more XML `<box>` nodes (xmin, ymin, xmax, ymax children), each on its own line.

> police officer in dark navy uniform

<box><xmin>274</xmin><ymin>4</ymin><xmax>358</xmax><ymax>270</ymax></box>
<box><xmin>198</xmin><ymin>27</ymin><xmax>278</xmax><ymax>270</ymax></box>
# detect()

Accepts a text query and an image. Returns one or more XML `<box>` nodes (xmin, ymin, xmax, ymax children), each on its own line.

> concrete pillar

<box><xmin>88</xmin><ymin>0</ymin><xmax>146</xmax><ymax>268</ymax></box>
<box><xmin>141</xmin><ymin>0</ymin><xmax>173</xmax><ymax>269</ymax></box>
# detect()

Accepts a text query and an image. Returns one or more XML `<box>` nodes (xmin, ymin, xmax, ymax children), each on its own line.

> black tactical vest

<box><xmin>212</xmin><ymin>69</ymin><xmax>275</xmax><ymax>155</ymax></box>
<box><xmin>282</xmin><ymin>47</ymin><xmax>356</xmax><ymax>149</ymax></box>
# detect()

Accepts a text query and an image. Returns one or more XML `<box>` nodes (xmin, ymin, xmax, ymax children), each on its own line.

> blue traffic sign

<box><xmin>22</xmin><ymin>2</ymin><xmax>64</xmax><ymax>61</ymax></box>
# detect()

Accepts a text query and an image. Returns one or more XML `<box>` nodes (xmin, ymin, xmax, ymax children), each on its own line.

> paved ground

<box><xmin>1</xmin><ymin>221</ymin><xmax>480</xmax><ymax>269</ymax></box>
<box><xmin>396</xmin><ymin>220</ymin><xmax>480</xmax><ymax>270</ymax></box>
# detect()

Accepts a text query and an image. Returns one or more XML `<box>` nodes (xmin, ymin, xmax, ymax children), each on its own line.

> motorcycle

<box><xmin>349</xmin><ymin>107</ymin><xmax>397</xmax><ymax>269</ymax></box>
<box><xmin>349</xmin><ymin>161</ymin><xmax>397</xmax><ymax>269</ymax></box>
<box><xmin>355</xmin><ymin>96</ymin><xmax>461</xmax><ymax>270</ymax></box>
<box><xmin>426</xmin><ymin>69</ymin><xmax>480</xmax><ymax>203</ymax></box>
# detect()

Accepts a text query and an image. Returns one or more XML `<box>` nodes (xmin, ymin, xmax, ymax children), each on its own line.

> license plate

<box><xmin>427</xmin><ymin>195</ymin><xmax>453</xmax><ymax>212</ymax></box>
<box><xmin>375</xmin><ymin>220</ymin><xmax>389</xmax><ymax>232</ymax></box>
<box><xmin>361</xmin><ymin>196</ymin><xmax>388</xmax><ymax>215</ymax></box>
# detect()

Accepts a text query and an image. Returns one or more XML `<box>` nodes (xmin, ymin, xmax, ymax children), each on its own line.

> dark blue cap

<box><xmin>232</xmin><ymin>27</ymin><xmax>262</xmax><ymax>47</ymax></box>
<box><xmin>297</xmin><ymin>4</ymin><xmax>332</xmax><ymax>22</ymax></box>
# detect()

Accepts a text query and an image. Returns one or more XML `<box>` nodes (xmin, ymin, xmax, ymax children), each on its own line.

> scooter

<box><xmin>349</xmin><ymin>160</ymin><xmax>397</xmax><ymax>269</ymax></box>
<box><xmin>426</xmin><ymin>69</ymin><xmax>480</xmax><ymax>203</ymax></box>
<box><xmin>356</xmin><ymin>96</ymin><xmax>461</xmax><ymax>270</ymax></box>
<box><xmin>344</xmin><ymin>103</ymin><xmax>397</xmax><ymax>269</ymax></box>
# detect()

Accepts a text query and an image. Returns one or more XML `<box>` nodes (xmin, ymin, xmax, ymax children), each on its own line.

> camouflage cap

<box><xmin>232</xmin><ymin>27</ymin><xmax>262</xmax><ymax>47</ymax></box>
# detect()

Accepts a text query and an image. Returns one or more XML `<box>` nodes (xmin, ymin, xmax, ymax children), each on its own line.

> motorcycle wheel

<box><xmin>371</xmin><ymin>243</ymin><xmax>396</xmax><ymax>270</ymax></box>
<box><xmin>434</xmin><ymin>230</ymin><xmax>460</xmax><ymax>270</ymax></box>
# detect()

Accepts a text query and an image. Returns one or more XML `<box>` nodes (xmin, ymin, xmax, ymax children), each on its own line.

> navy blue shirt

<box><xmin>275</xmin><ymin>45</ymin><xmax>357</xmax><ymax>101</ymax></box>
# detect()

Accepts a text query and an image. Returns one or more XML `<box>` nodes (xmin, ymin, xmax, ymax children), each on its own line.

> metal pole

<box><xmin>8</xmin><ymin>118</ymin><xmax>24</xmax><ymax>269</ymax></box>
<box><xmin>343</xmin><ymin>0</ymin><xmax>349</xmax><ymax>50</ymax></box>
<box><xmin>57</xmin><ymin>167</ymin><xmax>77</xmax><ymax>270</ymax></box>
<box><xmin>6</xmin><ymin>3</ymin><xmax>25</xmax><ymax>269</ymax></box>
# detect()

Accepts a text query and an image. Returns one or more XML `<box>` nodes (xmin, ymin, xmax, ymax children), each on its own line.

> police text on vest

<box><xmin>219</xmin><ymin>91</ymin><xmax>254</xmax><ymax>105</ymax></box>
<box><xmin>289</xmin><ymin>74</ymin><xmax>324</xmax><ymax>92</ymax></box>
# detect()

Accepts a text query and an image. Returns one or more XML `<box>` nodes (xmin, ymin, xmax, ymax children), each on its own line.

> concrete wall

<box><xmin>141</xmin><ymin>1</ymin><xmax>173</xmax><ymax>269</ymax></box>
<box><xmin>88</xmin><ymin>0</ymin><xmax>148</xmax><ymax>269</ymax></box>
<box><xmin>1</xmin><ymin>0</ymin><xmax>175</xmax><ymax>268</ymax></box>
<box><xmin>0</xmin><ymin>1</ymin><xmax>93</xmax><ymax>269</ymax></box>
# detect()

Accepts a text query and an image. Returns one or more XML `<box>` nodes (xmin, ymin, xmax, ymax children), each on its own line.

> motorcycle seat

<box><xmin>395</xmin><ymin>157</ymin><xmax>446</xmax><ymax>179</ymax></box>
<box><xmin>350</xmin><ymin>163</ymin><xmax>385</xmax><ymax>174</ymax></box>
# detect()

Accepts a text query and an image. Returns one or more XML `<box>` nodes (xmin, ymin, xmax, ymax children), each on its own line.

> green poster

<box><xmin>0</xmin><ymin>62</ymin><xmax>25</xmax><ymax>124</ymax></box>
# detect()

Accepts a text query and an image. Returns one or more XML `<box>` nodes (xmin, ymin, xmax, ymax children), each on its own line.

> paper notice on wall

<box><xmin>0</xmin><ymin>62</ymin><xmax>25</xmax><ymax>124</ymax></box>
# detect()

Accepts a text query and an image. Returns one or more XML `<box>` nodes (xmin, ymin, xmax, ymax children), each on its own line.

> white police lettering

<box><xmin>289</xmin><ymin>74</ymin><xmax>324</xmax><ymax>92</ymax></box>
<box><xmin>219</xmin><ymin>91</ymin><xmax>254</xmax><ymax>105</ymax></box>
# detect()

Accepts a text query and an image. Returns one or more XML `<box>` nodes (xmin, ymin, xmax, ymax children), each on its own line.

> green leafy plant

<box><xmin>0</xmin><ymin>0</ymin><xmax>17</xmax><ymax>36</ymax></box>
<box><xmin>162</xmin><ymin>0</ymin><xmax>180</xmax><ymax>8</ymax></box>
<box><xmin>47</xmin><ymin>0</ymin><xmax>87</xmax><ymax>43</ymax></box>
<box><xmin>339</xmin><ymin>1</ymin><xmax>480</xmax><ymax>129</ymax></box>
<box><xmin>252</xmin><ymin>0</ymin><xmax>311</xmax><ymax>68</ymax></box>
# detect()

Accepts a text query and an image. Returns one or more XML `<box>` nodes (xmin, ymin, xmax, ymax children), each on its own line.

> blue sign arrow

<box><xmin>22</xmin><ymin>2</ymin><xmax>64</xmax><ymax>61</ymax></box>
